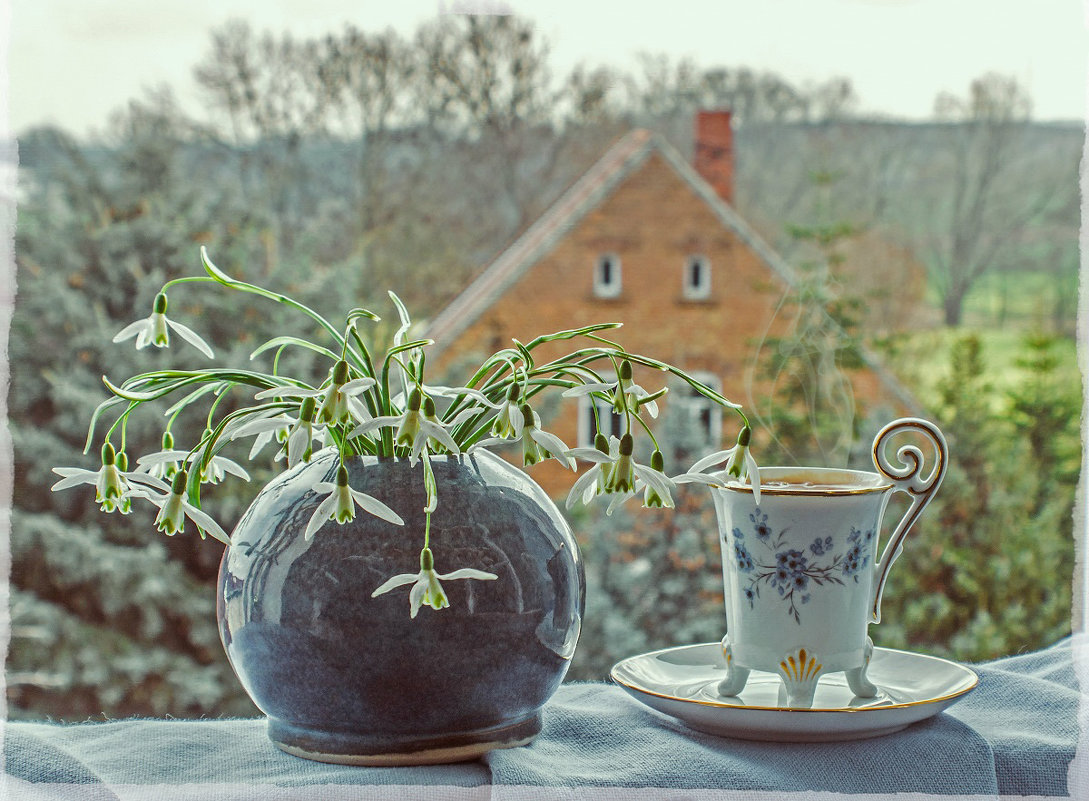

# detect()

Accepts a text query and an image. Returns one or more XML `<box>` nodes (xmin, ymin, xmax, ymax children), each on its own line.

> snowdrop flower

<box><xmin>112</xmin><ymin>292</ymin><xmax>214</xmax><ymax>358</ymax></box>
<box><xmin>137</xmin><ymin>432</ymin><xmax>251</xmax><ymax>486</ymax></box>
<box><xmin>304</xmin><ymin>464</ymin><xmax>404</xmax><ymax>541</ymax></box>
<box><xmin>602</xmin><ymin>436</ymin><xmax>676</xmax><ymax>511</ymax></box>
<box><xmin>228</xmin><ymin>412</ymin><xmax>293</xmax><ymax>460</ymax></box>
<box><xmin>566</xmin><ymin>435</ymin><xmax>676</xmax><ymax>514</ymax></box>
<box><xmin>140</xmin><ymin>432</ymin><xmax>182</xmax><ymax>481</ymax></box>
<box><xmin>640</xmin><ymin>450</ymin><xmax>676</xmax><ymax>509</ymax></box>
<box><xmin>254</xmin><ymin>360</ymin><xmax>374</xmax><ymax>429</ymax></box>
<box><xmin>565</xmin><ymin>434</ymin><xmax>619</xmax><ymax>510</ymax></box>
<box><xmin>349</xmin><ymin>389</ymin><xmax>460</xmax><ymax>466</ymax></box>
<box><xmin>371</xmin><ymin>547</ymin><xmax>498</xmax><ymax>619</ymax></box>
<box><xmin>562</xmin><ymin>360</ymin><xmax>662</xmax><ymax>418</ymax></box>
<box><xmin>317</xmin><ymin>360</ymin><xmax>376</xmax><ymax>426</ymax></box>
<box><xmin>489</xmin><ymin>384</ymin><xmax>523</xmax><ymax>439</ymax></box>
<box><xmin>231</xmin><ymin>399</ymin><xmax>321</xmax><ymax>467</ymax></box>
<box><xmin>143</xmin><ymin>470</ymin><xmax>230</xmax><ymax>544</ymax></box>
<box><xmin>472</xmin><ymin>405</ymin><xmax>575</xmax><ymax>469</ymax></box>
<box><xmin>675</xmin><ymin>426</ymin><xmax>761</xmax><ymax>504</ymax></box>
<box><xmin>51</xmin><ymin>443</ymin><xmax>169</xmax><ymax>514</ymax></box>
<box><xmin>516</xmin><ymin>405</ymin><xmax>575</xmax><ymax>469</ymax></box>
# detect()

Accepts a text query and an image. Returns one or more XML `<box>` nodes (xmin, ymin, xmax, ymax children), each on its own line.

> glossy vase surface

<box><xmin>217</xmin><ymin>448</ymin><xmax>584</xmax><ymax>765</ymax></box>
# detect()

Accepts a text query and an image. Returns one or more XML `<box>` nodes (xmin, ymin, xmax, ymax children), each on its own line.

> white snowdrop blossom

<box><xmin>112</xmin><ymin>292</ymin><xmax>214</xmax><ymax>358</ymax></box>
<box><xmin>230</xmin><ymin>398</ymin><xmax>322</xmax><ymax>467</ymax></box>
<box><xmin>229</xmin><ymin>412</ymin><xmax>293</xmax><ymax>460</ymax></box>
<box><xmin>565</xmin><ymin>435</ymin><xmax>675</xmax><ymax>514</ymax></box>
<box><xmin>561</xmin><ymin>359</ymin><xmax>662</xmax><ymax>418</ymax></box>
<box><xmin>674</xmin><ymin>426</ymin><xmax>761</xmax><ymax>504</ymax></box>
<box><xmin>317</xmin><ymin>360</ymin><xmax>376</xmax><ymax>425</ymax></box>
<box><xmin>138</xmin><ymin>436</ymin><xmax>251</xmax><ymax>486</ymax></box>
<box><xmin>349</xmin><ymin>389</ymin><xmax>460</xmax><ymax>466</ymax></box>
<box><xmin>140</xmin><ymin>432</ymin><xmax>182</xmax><ymax>481</ymax></box>
<box><xmin>639</xmin><ymin>450</ymin><xmax>676</xmax><ymax>509</ymax></box>
<box><xmin>471</xmin><ymin>404</ymin><xmax>575</xmax><ymax>469</ymax></box>
<box><xmin>51</xmin><ymin>443</ymin><xmax>170</xmax><ymax>514</ymax></box>
<box><xmin>565</xmin><ymin>434</ymin><xmax>619</xmax><ymax>510</ymax></box>
<box><xmin>142</xmin><ymin>470</ymin><xmax>231</xmax><ymax>544</ymax></box>
<box><xmin>254</xmin><ymin>360</ymin><xmax>375</xmax><ymax>429</ymax></box>
<box><xmin>371</xmin><ymin>547</ymin><xmax>498</xmax><ymax>619</ymax></box>
<box><xmin>304</xmin><ymin>465</ymin><xmax>404</xmax><ymax>541</ymax></box>
<box><xmin>489</xmin><ymin>384</ymin><xmax>523</xmax><ymax>439</ymax></box>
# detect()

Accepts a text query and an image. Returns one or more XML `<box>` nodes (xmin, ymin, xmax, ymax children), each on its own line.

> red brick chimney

<box><xmin>694</xmin><ymin>110</ymin><xmax>734</xmax><ymax>204</ymax></box>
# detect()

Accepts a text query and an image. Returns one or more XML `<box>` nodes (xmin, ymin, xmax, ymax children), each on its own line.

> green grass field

<box><xmin>878</xmin><ymin>268</ymin><xmax>1083</xmax><ymax>414</ymax></box>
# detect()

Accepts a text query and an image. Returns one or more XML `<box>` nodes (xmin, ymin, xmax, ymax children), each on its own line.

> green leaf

<box><xmin>347</xmin><ymin>308</ymin><xmax>381</xmax><ymax>324</ymax></box>
<box><xmin>200</xmin><ymin>246</ymin><xmax>234</xmax><ymax>285</ymax></box>
<box><xmin>102</xmin><ymin>375</ymin><xmax>162</xmax><ymax>402</ymax></box>
<box><xmin>249</xmin><ymin>336</ymin><xmax>341</xmax><ymax>363</ymax></box>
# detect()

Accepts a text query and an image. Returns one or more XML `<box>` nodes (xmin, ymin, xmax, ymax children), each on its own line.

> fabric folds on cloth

<box><xmin>3</xmin><ymin>637</ymin><xmax>1082</xmax><ymax>800</ymax></box>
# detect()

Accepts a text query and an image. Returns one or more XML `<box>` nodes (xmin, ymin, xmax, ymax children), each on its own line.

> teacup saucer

<box><xmin>610</xmin><ymin>643</ymin><xmax>978</xmax><ymax>742</ymax></box>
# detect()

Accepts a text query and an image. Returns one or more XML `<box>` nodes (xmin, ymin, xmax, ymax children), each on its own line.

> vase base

<box><xmin>268</xmin><ymin>713</ymin><xmax>542</xmax><ymax>766</ymax></box>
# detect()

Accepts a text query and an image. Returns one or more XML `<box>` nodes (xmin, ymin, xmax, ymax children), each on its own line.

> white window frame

<box><xmin>683</xmin><ymin>254</ymin><xmax>711</xmax><ymax>300</ymax></box>
<box><xmin>679</xmin><ymin>371</ymin><xmax>722</xmax><ymax>447</ymax></box>
<box><xmin>594</xmin><ymin>253</ymin><xmax>622</xmax><ymax>298</ymax></box>
<box><xmin>577</xmin><ymin>394</ymin><xmax>623</xmax><ymax>448</ymax></box>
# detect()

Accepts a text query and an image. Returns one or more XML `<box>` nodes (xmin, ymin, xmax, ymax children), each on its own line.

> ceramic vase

<box><xmin>217</xmin><ymin>448</ymin><xmax>584</xmax><ymax>765</ymax></box>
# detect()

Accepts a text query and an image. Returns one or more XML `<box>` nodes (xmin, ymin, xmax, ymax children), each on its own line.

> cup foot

<box><xmin>717</xmin><ymin>638</ymin><xmax>751</xmax><ymax>696</ymax></box>
<box><xmin>718</xmin><ymin>638</ymin><xmax>879</xmax><ymax>708</ymax></box>
<box><xmin>844</xmin><ymin>637</ymin><xmax>878</xmax><ymax>698</ymax></box>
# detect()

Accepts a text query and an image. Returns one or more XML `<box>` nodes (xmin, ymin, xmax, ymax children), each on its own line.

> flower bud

<box><xmin>737</xmin><ymin>426</ymin><xmax>752</xmax><ymax>447</ymax></box>
<box><xmin>115</xmin><ymin>451</ymin><xmax>128</xmax><ymax>471</ymax></box>
<box><xmin>332</xmin><ymin>359</ymin><xmax>350</xmax><ymax>385</ymax></box>
<box><xmin>420</xmin><ymin>547</ymin><xmax>435</xmax><ymax>572</ymax></box>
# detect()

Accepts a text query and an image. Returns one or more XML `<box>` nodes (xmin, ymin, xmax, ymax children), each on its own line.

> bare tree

<box><xmin>194</xmin><ymin>20</ymin><xmax>327</xmax><ymax>252</ymax></box>
<box><xmin>414</xmin><ymin>14</ymin><xmax>559</xmax><ymax>235</ymax></box>
<box><xmin>315</xmin><ymin>25</ymin><xmax>418</xmax><ymax>236</ymax></box>
<box><xmin>908</xmin><ymin>74</ymin><xmax>1053</xmax><ymax>326</ymax></box>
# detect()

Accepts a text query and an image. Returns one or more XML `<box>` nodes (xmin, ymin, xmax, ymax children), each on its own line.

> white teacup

<box><xmin>712</xmin><ymin>418</ymin><xmax>948</xmax><ymax>707</ymax></box>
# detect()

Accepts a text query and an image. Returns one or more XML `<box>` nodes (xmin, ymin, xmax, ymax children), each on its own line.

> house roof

<box><xmin>425</xmin><ymin>127</ymin><xmax>923</xmax><ymax>415</ymax></box>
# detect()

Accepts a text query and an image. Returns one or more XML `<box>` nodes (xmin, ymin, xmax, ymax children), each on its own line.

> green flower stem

<box><xmin>348</xmin><ymin>328</ymin><xmax>382</xmax><ymax>420</ymax></box>
<box><xmin>198</xmin><ymin>250</ymin><xmax>342</xmax><ymax>345</ymax></box>
<box><xmin>631</xmin><ymin>410</ymin><xmax>661</xmax><ymax>452</ymax></box>
<box><xmin>100</xmin><ymin>402</ymin><xmax>138</xmax><ymax>454</ymax></box>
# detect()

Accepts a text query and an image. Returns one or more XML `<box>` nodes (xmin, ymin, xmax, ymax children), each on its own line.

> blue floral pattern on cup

<box><xmin>725</xmin><ymin>510</ymin><xmax>875</xmax><ymax>624</ymax></box>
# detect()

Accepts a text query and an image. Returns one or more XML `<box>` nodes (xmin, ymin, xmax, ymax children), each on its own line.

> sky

<box><xmin>5</xmin><ymin>0</ymin><xmax>1088</xmax><ymax>138</ymax></box>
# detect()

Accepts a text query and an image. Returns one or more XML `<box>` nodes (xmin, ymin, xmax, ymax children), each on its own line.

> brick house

<box><xmin>425</xmin><ymin>111</ymin><xmax>916</xmax><ymax>495</ymax></box>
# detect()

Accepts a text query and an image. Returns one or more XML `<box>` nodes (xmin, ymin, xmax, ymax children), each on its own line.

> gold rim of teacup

<box><xmin>721</xmin><ymin>467</ymin><xmax>893</xmax><ymax>497</ymax></box>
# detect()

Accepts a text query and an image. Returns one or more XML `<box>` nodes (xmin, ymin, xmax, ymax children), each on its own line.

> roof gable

<box><xmin>424</xmin><ymin>129</ymin><xmax>796</xmax><ymax>351</ymax></box>
<box><xmin>424</xmin><ymin>127</ymin><xmax>922</xmax><ymax>415</ymax></box>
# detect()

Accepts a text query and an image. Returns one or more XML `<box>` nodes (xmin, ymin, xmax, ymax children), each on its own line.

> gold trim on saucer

<box><xmin>609</xmin><ymin>645</ymin><xmax>979</xmax><ymax>715</ymax></box>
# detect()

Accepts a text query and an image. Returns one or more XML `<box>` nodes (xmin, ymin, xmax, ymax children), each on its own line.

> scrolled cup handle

<box><xmin>869</xmin><ymin>418</ymin><xmax>949</xmax><ymax>624</ymax></box>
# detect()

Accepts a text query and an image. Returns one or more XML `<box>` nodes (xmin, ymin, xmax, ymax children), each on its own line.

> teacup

<box><xmin>712</xmin><ymin>418</ymin><xmax>948</xmax><ymax>707</ymax></box>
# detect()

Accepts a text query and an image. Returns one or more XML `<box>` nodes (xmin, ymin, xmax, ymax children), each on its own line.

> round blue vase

<box><xmin>217</xmin><ymin>448</ymin><xmax>584</xmax><ymax>765</ymax></box>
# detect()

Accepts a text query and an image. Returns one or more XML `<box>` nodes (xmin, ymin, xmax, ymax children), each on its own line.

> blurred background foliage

<box><xmin>8</xmin><ymin>14</ymin><xmax>1082</xmax><ymax>718</ymax></box>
